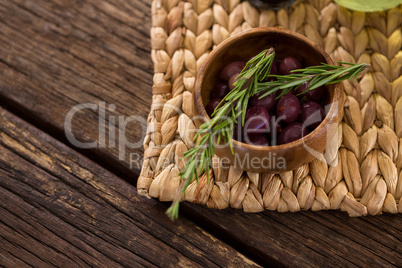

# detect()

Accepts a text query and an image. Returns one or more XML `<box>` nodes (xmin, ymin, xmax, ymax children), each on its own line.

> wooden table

<box><xmin>0</xmin><ymin>1</ymin><xmax>401</xmax><ymax>267</ymax></box>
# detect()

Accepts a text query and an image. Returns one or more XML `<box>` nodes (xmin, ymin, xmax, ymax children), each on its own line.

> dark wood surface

<box><xmin>0</xmin><ymin>0</ymin><xmax>153</xmax><ymax>178</ymax></box>
<box><xmin>0</xmin><ymin>108</ymin><xmax>258</xmax><ymax>267</ymax></box>
<box><xmin>0</xmin><ymin>0</ymin><xmax>401</xmax><ymax>267</ymax></box>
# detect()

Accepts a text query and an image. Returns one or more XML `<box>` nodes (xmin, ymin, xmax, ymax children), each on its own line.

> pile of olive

<box><xmin>206</xmin><ymin>56</ymin><xmax>326</xmax><ymax>146</ymax></box>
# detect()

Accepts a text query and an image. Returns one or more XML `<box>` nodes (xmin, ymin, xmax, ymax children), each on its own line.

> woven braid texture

<box><xmin>138</xmin><ymin>0</ymin><xmax>402</xmax><ymax>216</ymax></box>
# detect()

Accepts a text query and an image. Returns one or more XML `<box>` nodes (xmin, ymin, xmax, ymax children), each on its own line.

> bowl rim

<box><xmin>194</xmin><ymin>27</ymin><xmax>342</xmax><ymax>152</ymax></box>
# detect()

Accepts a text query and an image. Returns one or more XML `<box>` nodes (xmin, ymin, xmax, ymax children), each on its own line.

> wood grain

<box><xmin>0</xmin><ymin>107</ymin><xmax>259</xmax><ymax>267</ymax></box>
<box><xmin>0</xmin><ymin>0</ymin><xmax>153</xmax><ymax>176</ymax></box>
<box><xmin>180</xmin><ymin>203</ymin><xmax>402</xmax><ymax>267</ymax></box>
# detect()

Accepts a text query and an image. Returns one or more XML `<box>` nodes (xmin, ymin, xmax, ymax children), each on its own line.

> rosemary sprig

<box><xmin>257</xmin><ymin>61</ymin><xmax>368</xmax><ymax>99</ymax></box>
<box><xmin>166</xmin><ymin>48</ymin><xmax>276</xmax><ymax>220</ymax></box>
<box><xmin>166</xmin><ymin>48</ymin><xmax>369</xmax><ymax>220</ymax></box>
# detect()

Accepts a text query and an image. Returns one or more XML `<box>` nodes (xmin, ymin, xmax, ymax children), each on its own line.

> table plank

<box><xmin>0</xmin><ymin>107</ymin><xmax>259</xmax><ymax>267</ymax></box>
<box><xmin>180</xmin><ymin>204</ymin><xmax>402</xmax><ymax>267</ymax></box>
<box><xmin>0</xmin><ymin>0</ymin><xmax>154</xmax><ymax>176</ymax></box>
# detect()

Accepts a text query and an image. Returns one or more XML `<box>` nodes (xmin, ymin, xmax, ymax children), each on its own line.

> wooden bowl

<box><xmin>194</xmin><ymin>27</ymin><xmax>344</xmax><ymax>173</ymax></box>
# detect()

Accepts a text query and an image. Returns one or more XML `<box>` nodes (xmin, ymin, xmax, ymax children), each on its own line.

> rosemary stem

<box><xmin>165</xmin><ymin>48</ymin><xmax>369</xmax><ymax>220</ymax></box>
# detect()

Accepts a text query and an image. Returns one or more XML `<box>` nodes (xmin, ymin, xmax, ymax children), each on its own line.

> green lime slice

<box><xmin>335</xmin><ymin>0</ymin><xmax>401</xmax><ymax>12</ymax></box>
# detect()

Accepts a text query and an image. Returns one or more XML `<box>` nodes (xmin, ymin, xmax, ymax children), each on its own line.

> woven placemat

<box><xmin>138</xmin><ymin>0</ymin><xmax>402</xmax><ymax>216</ymax></box>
